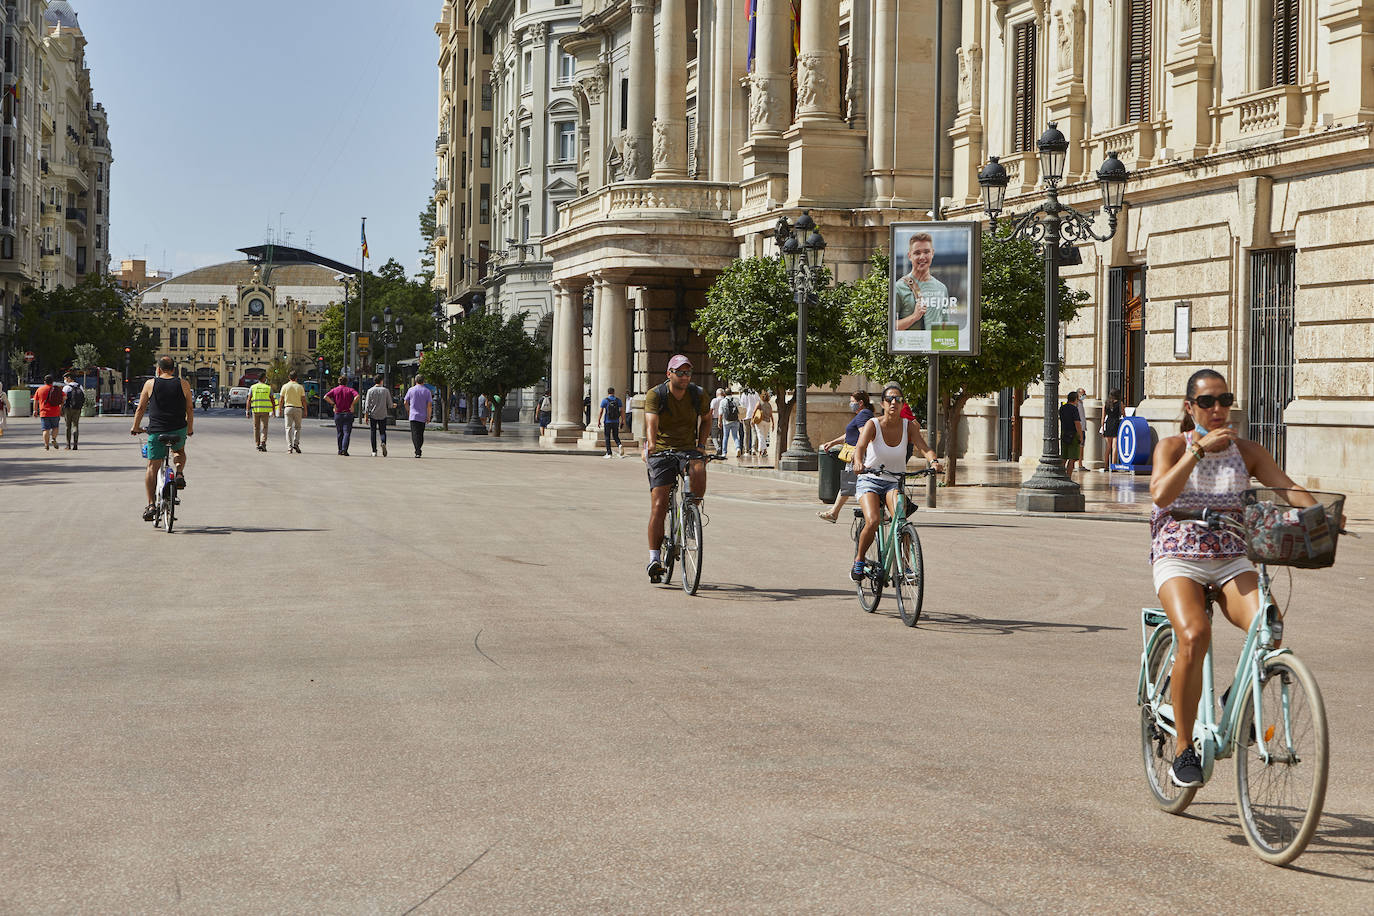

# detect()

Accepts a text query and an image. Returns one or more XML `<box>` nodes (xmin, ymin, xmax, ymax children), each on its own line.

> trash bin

<box><xmin>818</xmin><ymin>447</ymin><xmax>842</xmax><ymax>504</ymax></box>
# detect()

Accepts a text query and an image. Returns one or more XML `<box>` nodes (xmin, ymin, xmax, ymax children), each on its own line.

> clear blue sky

<box><xmin>77</xmin><ymin>0</ymin><xmax>440</xmax><ymax>279</ymax></box>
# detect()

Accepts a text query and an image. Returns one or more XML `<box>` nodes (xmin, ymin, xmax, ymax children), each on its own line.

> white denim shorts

<box><xmin>1151</xmin><ymin>555</ymin><xmax>1255</xmax><ymax>595</ymax></box>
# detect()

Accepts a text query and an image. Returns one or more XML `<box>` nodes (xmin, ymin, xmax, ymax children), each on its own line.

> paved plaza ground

<box><xmin>2</xmin><ymin>414</ymin><xmax>1372</xmax><ymax>912</ymax></box>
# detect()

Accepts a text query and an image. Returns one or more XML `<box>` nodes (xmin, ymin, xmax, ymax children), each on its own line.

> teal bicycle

<box><xmin>1138</xmin><ymin>488</ymin><xmax>1346</xmax><ymax>865</ymax></box>
<box><xmin>851</xmin><ymin>466</ymin><xmax>936</xmax><ymax>627</ymax></box>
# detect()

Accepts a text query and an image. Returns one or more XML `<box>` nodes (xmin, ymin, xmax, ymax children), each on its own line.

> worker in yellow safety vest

<box><xmin>247</xmin><ymin>379</ymin><xmax>276</xmax><ymax>451</ymax></box>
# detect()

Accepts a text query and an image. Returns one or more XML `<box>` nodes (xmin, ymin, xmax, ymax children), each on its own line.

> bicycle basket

<box><xmin>1241</xmin><ymin>488</ymin><xmax>1345</xmax><ymax>569</ymax></box>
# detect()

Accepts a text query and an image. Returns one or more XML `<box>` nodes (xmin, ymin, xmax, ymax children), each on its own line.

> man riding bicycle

<box><xmin>130</xmin><ymin>356</ymin><xmax>194</xmax><ymax>522</ymax></box>
<box><xmin>643</xmin><ymin>354</ymin><xmax>713</xmax><ymax>582</ymax></box>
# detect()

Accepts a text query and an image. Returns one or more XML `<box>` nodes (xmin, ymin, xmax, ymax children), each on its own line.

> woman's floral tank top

<box><xmin>1150</xmin><ymin>431</ymin><xmax>1249</xmax><ymax>562</ymax></box>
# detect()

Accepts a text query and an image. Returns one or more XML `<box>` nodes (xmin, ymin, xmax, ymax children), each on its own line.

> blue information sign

<box><xmin>1113</xmin><ymin>416</ymin><xmax>1153</xmax><ymax>473</ymax></box>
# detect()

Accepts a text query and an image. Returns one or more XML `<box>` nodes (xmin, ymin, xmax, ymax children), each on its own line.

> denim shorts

<box><xmin>855</xmin><ymin>475</ymin><xmax>899</xmax><ymax>498</ymax></box>
<box><xmin>40</xmin><ymin>416</ymin><xmax>59</xmax><ymax>430</ymax></box>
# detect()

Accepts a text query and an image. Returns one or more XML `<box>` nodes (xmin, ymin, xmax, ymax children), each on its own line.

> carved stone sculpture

<box><xmin>1180</xmin><ymin>0</ymin><xmax>1200</xmax><ymax>30</ymax></box>
<box><xmin>749</xmin><ymin>75</ymin><xmax>776</xmax><ymax>128</ymax></box>
<box><xmin>796</xmin><ymin>51</ymin><xmax>830</xmax><ymax>111</ymax></box>
<box><xmin>621</xmin><ymin>134</ymin><xmax>646</xmax><ymax>179</ymax></box>
<box><xmin>957</xmin><ymin>44</ymin><xmax>983</xmax><ymax>111</ymax></box>
<box><xmin>652</xmin><ymin>120</ymin><xmax>678</xmax><ymax>166</ymax></box>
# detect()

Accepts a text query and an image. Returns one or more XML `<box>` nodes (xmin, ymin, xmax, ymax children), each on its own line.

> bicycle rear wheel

<box><xmin>892</xmin><ymin>523</ymin><xmax>924</xmax><ymax>627</ymax></box>
<box><xmin>660</xmin><ymin>494</ymin><xmax>678</xmax><ymax>585</ymax></box>
<box><xmin>852</xmin><ymin>515</ymin><xmax>882</xmax><ymax>613</ymax></box>
<box><xmin>1234</xmin><ymin>653</ymin><xmax>1328</xmax><ymax>865</ymax></box>
<box><xmin>680</xmin><ymin>501</ymin><xmax>703</xmax><ymax>596</ymax></box>
<box><xmin>163</xmin><ymin>466</ymin><xmax>177</xmax><ymax>533</ymax></box>
<box><xmin>1140</xmin><ymin>628</ymin><xmax>1197</xmax><ymax>814</ymax></box>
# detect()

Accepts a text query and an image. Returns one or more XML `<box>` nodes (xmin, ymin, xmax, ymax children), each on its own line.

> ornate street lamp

<box><xmin>979</xmin><ymin>124</ymin><xmax>1129</xmax><ymax>512</ymax></box>
<box><xmin>772</xmin><ymin>209</ymin><xmax>827</xmax><ymax>471</ymax></box>
<box><xmin>371</xmin><ymin>305</ymin><xmax>404</xmax><ymax>388</ymax></box>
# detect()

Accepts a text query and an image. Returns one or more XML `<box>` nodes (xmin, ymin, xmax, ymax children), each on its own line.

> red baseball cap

<box><xmin>667</xmin><ymin>354</ymin><xmax>692</xmax><ymax>370</ymax></box>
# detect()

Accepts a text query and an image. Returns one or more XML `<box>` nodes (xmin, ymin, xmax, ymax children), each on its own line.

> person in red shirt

<box><xmin>324</xmin><ymin>376</ymin><xmax>360</xmax><ymax>456</ymax></box>
<box><xmin>33</xmin><ymin>373</ymin><xmax>64</xmax><ymax>451</ymax></box>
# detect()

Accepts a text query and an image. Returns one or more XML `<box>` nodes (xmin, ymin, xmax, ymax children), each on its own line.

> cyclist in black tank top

<box><xmin>131</xmin><ymin>356</ymin><xmax>195</xmax><ymax>521</ymax></box>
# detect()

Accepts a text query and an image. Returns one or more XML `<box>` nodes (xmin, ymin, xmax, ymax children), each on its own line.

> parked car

<box><xmin>226</xmin><ymin>386</ymin><xmax>250</xmax><ymax>409</ymax></box>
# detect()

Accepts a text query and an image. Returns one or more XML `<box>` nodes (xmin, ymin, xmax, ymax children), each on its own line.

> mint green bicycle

<box><xmin>851</xmin><ymin>467</ymin><xmax>936</xmax><ymax>627</ymax></box>
<box><xmin>1138</xmin><ymin>488</ymin><xmax>1346</xmax><ymax>865</ymax></box>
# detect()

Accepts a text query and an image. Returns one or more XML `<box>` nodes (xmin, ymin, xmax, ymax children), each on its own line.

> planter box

<box><xmin>7</xmin><ymin>389</ymin><xmax>31</xmax><ymax>417</ymax></box>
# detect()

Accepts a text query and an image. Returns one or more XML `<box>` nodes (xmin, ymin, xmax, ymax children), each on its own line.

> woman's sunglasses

<box><xmin>1189</xmin><ymin>393</ymin><xmax>1235</xmax><ymax>409</ymax></box>
<box><xmin>882</xmin><ymin>395</ymin><xmax>903</xmax><ymax>403</ymax></box>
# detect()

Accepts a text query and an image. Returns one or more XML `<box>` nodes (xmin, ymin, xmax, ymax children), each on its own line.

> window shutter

<box><xmin>687</xmin><ymin>114</ymin><xmax>698</xmax><ymax>178</ymax></box>
<box><xmin>1126</xmin><ymin>0</ymin><xmax>1151</xmax><ymax>123</ymax></box>
<box><xmin>1272</xmin><ymin>0</ymin><xmax>1299</xmax><ymax>86</ymax></box>
<box><xmin>1012</xmin><ymin>22</ymin><xmax>1037</xmax><ymax>153</ymax></box>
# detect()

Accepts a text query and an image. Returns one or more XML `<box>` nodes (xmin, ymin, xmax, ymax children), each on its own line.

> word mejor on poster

<box><xmin>888</xmin><ymin>222</ymin><xmax>982</xmax><ymax>356</ymax></box>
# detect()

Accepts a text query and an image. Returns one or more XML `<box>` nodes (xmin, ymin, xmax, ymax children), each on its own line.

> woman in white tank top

<box><xmin>849</xmin><ymin>384</ymin><xmax>940</xmax><ymax>581</ymax></box>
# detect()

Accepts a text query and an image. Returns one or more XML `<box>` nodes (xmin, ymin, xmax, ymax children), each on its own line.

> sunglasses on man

<box><xmin>1189</xmin><ymin>393</ymin><xmax>1235</xmax><ymax>409</ymax></box>
<box><xmin>882</xmin><ymin>395</ymin><xmax>904</xmax><ymax>403</ymax></box>
<box><xmin>671</xmin><ymin>369</ymin><xmax>692</xmax><ymax>378</ymax></box>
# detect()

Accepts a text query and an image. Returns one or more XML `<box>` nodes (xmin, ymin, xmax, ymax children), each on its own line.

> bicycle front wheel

<box><xmin>853</xmin><ymin>515</ymin><xmax>882</xmax><ymax>613</ymax></box>
<box><xmin>892</xmin><ymin>523</ymin><xmax>924</xmax><ymax>627</ymax></box>
<box><xmin>1234</xmin><ymin>653</ymin><xmax>1328</xmax><ymax>865</ymax></box>
<box><xmin>1140</xmin><ymin>627</ymin><xmax>1197</xmax><ymax>814</ymax></box>
<box><xmin>660</xmin><ymin>496</ymin><xmax>678</xmax><ymax>585</ymax></box>
<box><xmin>680</xmin><ymin>501</ymin><xmax>703</xmax><ymax>596</ymax></box>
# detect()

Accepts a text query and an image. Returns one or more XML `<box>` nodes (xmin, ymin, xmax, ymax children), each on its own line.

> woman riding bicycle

<box><xmin>850</xmin><ymin>383</ymin><xmax>940</xmax><ymax>581</ymax></box>
<box><xmin>1149</xmin><ymin>369</ymin><xmax>1315</xmax><ymax>789</ymax></box>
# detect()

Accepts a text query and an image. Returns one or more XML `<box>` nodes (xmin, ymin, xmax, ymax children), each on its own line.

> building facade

<box><xmin>111</xmin><ymin>257</ymin><xmax>172</xmax><ymax>294</ymax></box>
<box><xmin>943</xmin><ymin>0</ymin><xmax>1374</xmax><ymax>496</ymax></box>
<box><xmin>0</xmin><ymin>0</ymin><xmax>111</xmax><ymax>383</ymax></box>
<box><xmin>439</xmin><ymin>0</ymin><xmax>961</xmax><ymax>445</ymax></box>
<box><xmin>132</xmin><ymin>250</ymin><xmax>344</xmax><ymax>393</ymax></box>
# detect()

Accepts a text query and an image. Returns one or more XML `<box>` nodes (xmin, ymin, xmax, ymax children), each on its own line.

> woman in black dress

<box><xmin>1103</xmin><ymin>388</ymin><xmax>1123</xmax><ymax>468</ymax></box>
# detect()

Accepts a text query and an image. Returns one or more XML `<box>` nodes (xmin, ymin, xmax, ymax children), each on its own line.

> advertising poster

<box><xmin>888</xmin><ymin>222</ymin><xmax>981</xmax><ymax>356</ymax></box>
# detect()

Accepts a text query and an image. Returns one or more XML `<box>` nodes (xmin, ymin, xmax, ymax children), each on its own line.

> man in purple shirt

<box><xmin>325</xmin><ymin>377</ymin><xmax>359</xmax><ymax>456</ymax></box>
<box><xmin>403</xmin><ymin>374</ymin><xmax>435</xmax><ymax>458</ymax></box>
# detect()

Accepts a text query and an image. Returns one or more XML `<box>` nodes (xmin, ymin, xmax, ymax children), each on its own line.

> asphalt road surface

<box><xmin>3</xmin><ymin>415</ymin><xmax>1371</xmax><ymax>912</ymax></box>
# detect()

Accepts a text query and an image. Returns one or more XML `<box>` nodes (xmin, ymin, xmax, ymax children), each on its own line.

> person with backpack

<box><xmin>642</xmin><ymin>354</ymin><xmax>713</xmax><ymax>582</ymax></box>
<box><xmin>537</xmin><ymin>390</ymin><xmax>552</xmax><ymax>430</ymax></box>
<box><xmin>721</xmin><ymin>390</ymin><xmax>744</xmax><ymax>458</ymax></box>
<box><xmin>34</xmin><ymin>373</ymin><xmax>64</xmax><ymax>451</ymax></box>
<box><xmin>598</xmin><ymin>386</ymin><xmax>626</xmax><ymax>458</ymax></box>
<box><xmin>61</xmin><ymin>371</ymin><xmax>86</xmax><ymax>450</ymax></box>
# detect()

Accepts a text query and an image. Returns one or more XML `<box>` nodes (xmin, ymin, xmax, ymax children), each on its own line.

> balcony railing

<box><xmin>558</xmin><ymin>181</ymin><xmax>740</xmax><ymax>231</ymax></box>
<box><xmin>435</xmin><ymin>131</ymin><xmax>449</xmax><ymax>150</ymax></box>
<box><xmin>66</xmin><ymin>207</ymin><xmax>87</xmax><ymax>226</ymax></box>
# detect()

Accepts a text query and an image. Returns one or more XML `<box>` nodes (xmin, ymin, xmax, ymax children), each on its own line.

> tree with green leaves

<box><xmin>418</xmin><ymin>196</ymin><xmax>437</xmax><ymax>288</ymax></box>
<box><xmin>420</xmin><ymin>311</ymin><xmax>542</xmax><ymax>437</ymax></box>
<box><xmin>12</xmin><ymin>274</ymin><xmax>156</xmax><ymax>382</ymax></box>
<box><xmin>318</xmin><ymin>258</ymin><xmax>442</xmax><ymax>380</ymax></box>
<box><xmin>265</xmin><ymin>356</ymin><xmax>290</xmax><ymax>390</ymax></box>
<box><xmin>843</xmin><ymin>232</ymin><xmax>1089</xmax><ymax>485</ymax></box>
<box><xmin>694</xmin><ymin>256</ymin><xmax>850</xmax><ymax>466</ymax></box>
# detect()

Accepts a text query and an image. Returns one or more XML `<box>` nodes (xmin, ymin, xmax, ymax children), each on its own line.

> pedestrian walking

<box><xmin>1076</xmin><ymin>387</ymin><xmax>1089</xmax><ymax>467</ymax></box>
<box><xmin>458</xmin><ymin>393</ymin><xmax>467</xmax><ymax>423</ymax></box>
<box><xmin>478</xmin><ymin>393</ymin><xmax>491</xmax><ymax>430</ymax></box>
<box><xmin>0</xmin><ymin>388</ymin><xmax>9</xmax><ymax>437</ymax></box>
<box><xmin>817</xmin><ymin>391</ymin><xmax>875</xmax><ymax>523</ymax></box>
<box><xmin>709</xmin><ymin>387</ymin><xmax>726</xmax><ymax>451</ymax></box>
<box><xmin>246</xmin><ymin>377</ymin><xmax>276</xmax><ymax>451</ymax></box>
<box><xmin>404</xmin><ymin>374</ymin><xmax>434</xmax><ymax>457</ymax></box>
<box><xmin>1103</xmin><ymin>388</ymin><xmax>1124</xmax><ymax>468</ymax></box>
<box><xmin>598</xmin><ymin>387</ymin><xmax>626</xmax><ymax>458</ymax></box>
<box><xmin>721</xmin><ymin>390</ymin><xmax>744</xmax><ymax>457</ymax></box>
<box><xmin>739</xmin><ymin>389</ymin><xmax>761</xmax><ymax>455</ymax></box>
<box><xmin>1060</xmin><ymin>390</ymin><xmax>1084</xmax><ymax>473</ymax></box>
<box><xmin>752</xmin><ymin>392</ymin><xmax>774</xmax><ymax>456</ymax></box>
<box><xmin>581</xmin><ymin>393</ymin><xmax>591</xmax><ymax>427</ymax></box>
<box><xmin>537</xmin><ymin>390</ymin><xmax>552</xmax><ymax>429</ymax></box>
<box><xmin>363</xmin><ymin>375</ymin><xmax>393</xmax><ymax>457</ymax></box>
<box><xmin>60</xmin><ymin>371</ymin><xmax>86</xmax><ymax>449</ymax></box>
<box><xmin>325</xmin><ymin>376</ymin><xmax>359</xmax><ymax>456</ymax></box>
<box><xmin>33</xmin><ymin>373</ymin><xmax>63</xmax><ymax>451</ymax></box>
<box><xmin>278</xmin><ymin>369</ymin><xmax>307</xmax><ymax>454</ymax></box>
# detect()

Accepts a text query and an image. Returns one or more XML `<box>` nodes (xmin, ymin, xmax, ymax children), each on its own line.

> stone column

<box><xmin>1322</xmin><ymin>1</ymin><xmax>1374</xmax><ymax>124</ymax></box>
<box><xmin>794</xmin><ymin>0</ymin><xmax>841</xmax><ymax>123</ymax></box>
<box><xmin>847</xmin><ymin>0</ymin><xmax>869</xmax><ymax>130</ymax></box>
<box><xmin>711</xmin><ymin>0</ymin><xmax>746</xmax><ymax>182</ymax></box>
<box><xmin>600</xmin><ymin>273</ymin><xmax>630</xmax><ymax>405</ymax></box>
<box><xmin>740</xmin><ymin>0</ymin><xmax>791</xmax><ymax>177</ymax></box>
<box><xmin>653</xmin><ymin>0</ymin><xmax>689</xmax><ymax>179</ymax></box>
<box><xmin>870</xmin><ymin>0</ymin><xmax>897</xmax><ymax>203</ymax></box>
<box><xmin>577</xmin><ymin>64</ymin><xmax>610</xmax><ymax>191</ymax></box>
<box><xmin>549</xmin><ymin>280</ymin><xmax>585</xmax><ymax>442</ymax></box>
<box><xmin>529</xmin><ymin>23</ymin><xmax>550</xmax><ymax>236</ymax></box>
<box><xmin>625</xmin><ymin>1</ymin><xmax>656</xmax><ymax>180</ymax></box>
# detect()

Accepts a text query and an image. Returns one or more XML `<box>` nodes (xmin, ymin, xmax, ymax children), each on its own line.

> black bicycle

<box><xmin>655</xmin><ymin>449</ymin><xmax>725</xmax><ymax>596</ymax></box>
<box><xmin>851</xmin><ymin>467</ymin><xmax>938</xmax><ymax>626</ymax></box>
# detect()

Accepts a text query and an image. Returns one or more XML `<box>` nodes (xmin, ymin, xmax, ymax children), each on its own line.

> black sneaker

<box><xmin>646</xmin><ymin>560</ymin><xmax>665</xmax><ymax>583</ymax></box>
<box><xmin>174</xmin><ymin>472</ymin><xmax>187</xmax><ymax>489</ymax></box>
<box><xmin>1170</xmin><ymin>746</ymin><xmax>1204</xmax><ymax>788</ymax></box>
<box><xmin>850</xmin><ymin>561</ymin><xmax>867</xmax><ymax>582</ymax></box>
<box><xmin>142</xmin><ymin>503</ymin><xmax>156</xmax><ymax>522</ymax></box>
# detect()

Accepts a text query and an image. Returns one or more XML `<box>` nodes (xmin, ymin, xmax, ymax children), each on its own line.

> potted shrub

<box><xmin>6</xmin><ymin>348</ymin><xmax>29</xmax><ymax>417</ymax></box>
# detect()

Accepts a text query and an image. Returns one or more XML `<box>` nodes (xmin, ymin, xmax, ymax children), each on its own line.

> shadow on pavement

<box><xmin>1179</xmin><ymin>802</ymin><xmax>1374</xmax><ymax>880</ymax></box>
<box><xmin>0</xmin><ymin>460</ymin><xmax>133</xmax><ymax>482</ymax></box>
<box><xmin>917</xmin><ymin>611</ymin><xmax>1127</xmax><ymax>636</ymax></box>
<box><xmin>687</xmin><ymin>582</ymin><xmax>855</xmax><ymax>601</ymax></box>
<box><xmin>175</xmin><ymin>526</ymin><xmax>328</xmax><ymax>535</ymax></box>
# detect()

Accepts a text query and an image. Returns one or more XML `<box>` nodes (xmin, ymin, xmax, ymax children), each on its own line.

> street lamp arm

<box><xmin>1058</xmin><ymin>204</ymin><xmax>1119</xmax><ymax>244</ymax></box>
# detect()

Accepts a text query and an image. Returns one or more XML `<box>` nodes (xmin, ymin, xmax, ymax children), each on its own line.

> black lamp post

<box><xmin>978</xmin><ymin>124</ymin><xmax>1129</xmax><ymax>512</ymax></box>
<box><xmin>371</xmin><ymin>305</ymin><xmax>403</xmax><ymax>388</ymax></box>
<box><xmin>772</xmin><ymin>210</ymin><xmax>826</xmax><ymax>471</ymax></box>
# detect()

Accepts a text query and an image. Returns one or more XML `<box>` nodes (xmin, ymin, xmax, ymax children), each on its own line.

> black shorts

<box><xmin>647</xmin><ymin>452</ymin><xmax>688</xmax><ymax>489</ymax></box>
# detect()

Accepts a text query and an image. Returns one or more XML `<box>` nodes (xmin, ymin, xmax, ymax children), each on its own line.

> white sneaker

<box><xmin>618</xmin><ymin>446</ymin><xmax>625</xmax><ymax>458</ymax></box>
<box><xmin>602</xmin><ymin>453</ymin><xmax>613</xmax><ymax>459</ymax></box>
<box><xmin>372</xmin><ymin>450</ymin><xmax>378</xmax><ymax>457</ymax></box>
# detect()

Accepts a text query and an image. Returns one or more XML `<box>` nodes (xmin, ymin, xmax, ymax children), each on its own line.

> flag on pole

<box><xmin>360</xmin><ymin>219</ymin><xmax>369</xmax><ymax>260</ymax></box>
<box><xmin>746</xmin><ymin>0</ymin><xmax>756</xmax><ymax>71</ymax></box>
<box><xmin>791</xmin><ymin>0</ymin><xmax>800</xmax><ymax>58</ymax></box>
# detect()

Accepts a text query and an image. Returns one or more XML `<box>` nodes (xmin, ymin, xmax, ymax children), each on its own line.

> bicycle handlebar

<box><xmin>857</xmin><ymin>465</ymin><xmax>939</xmax><ymax>479</ymax></box>
<box><xmin>1174</xmin><ymin>505</ymin><xmax>1354</xmax><ymax>538</ymax></box>
<box><xmin>656</xmin><ymin>449</ymin><xmax>727</xmax><ymax>462</ymax></box>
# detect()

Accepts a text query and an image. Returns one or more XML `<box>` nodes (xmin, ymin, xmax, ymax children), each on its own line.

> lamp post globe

<box><xmin>1097</xmin><ymin>151</ymin><xmax>1129</xmax><ymax>215</ymax></box>
<box><xmin>1036</xmin><ymin>122</ymin><xmax>1069</xmax><ymax>184</ymax></box>
<box><xmin>977</xmin><ymin>156</ymin><xmax>1010</xmax><ymax>224</ymax></box>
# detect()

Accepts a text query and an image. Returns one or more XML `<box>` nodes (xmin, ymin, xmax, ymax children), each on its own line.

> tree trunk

<box><xmin>441</xmin><ymin>384</ymin><xmax>450</xmax><ymax>430</ymax></box>
<box><xmin>942</xmin><ymin>392</ymin><xmax>972</xmax><ymax>488</ymax></box>
<box><xmin>772</xmin><ymin>387</ymin><xmax>793</xmax><ymax>470</ymax></box>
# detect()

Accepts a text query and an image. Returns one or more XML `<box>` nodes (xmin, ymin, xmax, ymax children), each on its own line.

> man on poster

<box><xmin>893</xmin><ymin>232</ymin><xmax>951</xmax><ymax>331</ymax></box>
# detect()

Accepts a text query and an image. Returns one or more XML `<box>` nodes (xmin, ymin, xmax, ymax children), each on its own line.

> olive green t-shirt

<box><xmin>644</xmin><ymin>384</ymin><xmax>710</xmax><ymax>453</ymax></box>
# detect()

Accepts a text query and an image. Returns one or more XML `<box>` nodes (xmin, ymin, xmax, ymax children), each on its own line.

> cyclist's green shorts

<box><xmin>143</xmin><ymin>427</ymin><xmax>187</xmax><ymax>460</ymax></box>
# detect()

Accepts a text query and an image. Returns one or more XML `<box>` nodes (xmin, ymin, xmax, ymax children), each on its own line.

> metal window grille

<box><xmin>1248</xmin><ymin>248</ymin><xmax>1296</xmax><ymax>467</ymax></box>
<box><xmin>997</xmin><ymin>387</ymin><xmax>1016</xmax><ymax>462</ymax></box>
<box><xmin>1272</xmin><ymin>0</ymin><xmax>1300</xmax><ymax>86</ymax></box>
<box><xmin>1012</xmin><ymin>22</ymin><xmax>1037</xmax><ymax>153</ymax></box>
<box><xmin>1107</xmin><ymin>268</ymin><xmax>1126</xmax><ymax>399</ymax></box>
<box><xmin>1126</xmin><ymin>0</ymin><xmax>1151</xmax><ymax>123</ymax></box>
